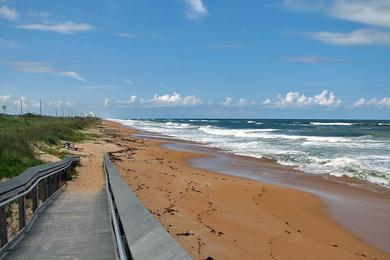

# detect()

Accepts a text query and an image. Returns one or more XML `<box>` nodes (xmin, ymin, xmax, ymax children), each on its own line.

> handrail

<box><xmin>103</xmin><ymin>153</ymin><xmax>191</xmax><ymax>260</ymax></box>
<box><xmin>0</xmin><ymin>156</ymin><xmax>80</xmax><ymax>201</ymax></box>
<box><xmin>103</xmin><ymin>158</ymin><xmax>128</xmax><ymax>260</ymax></box>
<box><xmin>0</xmin><ymin>156</ymin><xmax>79</xmax><ymax>254</ymax></box>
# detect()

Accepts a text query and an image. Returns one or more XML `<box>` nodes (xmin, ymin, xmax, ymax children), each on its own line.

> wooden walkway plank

<box><xmin>3</xmin><ymin>188</ymin><xmax>115</xmax><ymax>260</ymax></box>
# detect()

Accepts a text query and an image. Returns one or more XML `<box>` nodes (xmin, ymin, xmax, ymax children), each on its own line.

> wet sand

<box><xmin>100</xmin><ymin>120</ymin><xmax>390</xmax><ymax>260</ymax></box>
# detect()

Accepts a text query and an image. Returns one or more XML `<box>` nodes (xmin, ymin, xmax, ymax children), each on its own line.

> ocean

<box><xmin>111</xmin><ymin>118</ymin><xmax>390</xmax><ymax>188</ymax></box>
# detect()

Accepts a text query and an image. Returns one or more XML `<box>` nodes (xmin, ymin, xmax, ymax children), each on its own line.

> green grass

<box><xmin>0</xmin><ymin>114</ymin><xmax>99</xmax><ymax>179</ymax></box>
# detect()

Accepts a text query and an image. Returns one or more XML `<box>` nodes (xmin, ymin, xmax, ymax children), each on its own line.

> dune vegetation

<box><xmin>0</xmin><ymin>114</ymin><xmax>98</xmax><ymax>179</ymax></box>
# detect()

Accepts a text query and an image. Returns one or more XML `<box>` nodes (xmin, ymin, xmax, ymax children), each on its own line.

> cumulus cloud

<box><xmin>263</xmin><ymin>90</ymin><xmax>342</xmax><ymax>108</ymax></box>
<box><xmin>184</xmin><ymin>0</ymin><xmax>208</xmax><ymax>20</ymax></box>
<box><xmin>114</xmin><ymin>92</ymin><xmax>202</xmax><ymax>108</ymax></box>
<box><xmin>0</xmin><ymin>60</ymin><xmax>86</xmax><ymax>81</ymax></box>
<box><xmin>147</xmin><ymin>92</ymin><xmax>202</xmax><ymax>107</ymax></box>
<box><xmin>17</xmin><ymin>21</ymin><xmax>94</xmax><ymax>34</ymax></box>
<box><xmin>116</xmin><ymin>95</ymin><xmax>138</xmax><ymax>106</ymax></box>
<box><xmin>0</xmin><ymin>5</ymin><xmax>17</xmax><ymax>21</ymax></box>
<box><xmin>221</xmin><ymin>97</ymin><xmax>234</xmax><ymax>107</ymax></box>
<box><xmin>238</xmin><ymin>98</ymin><xmax>256</xmax><ymax>107</ymax></box>
<box><xmin>352</xmin><ymin>97</ymin><xmax>390</xmax><ymax>108</ymax></box>
<box><xmin>285</xmin><ymin>55</ymin><xmax>347</xmax><ymax>63</ymax></box>
<box><xmin>220</xmin><ymin>97</ymin><xmax>256</xmax><ymax>108</ymax></box>
<box><xmin>307</xmin><ymin>28</ymin><xmax>390</xmax><ymax>46</ymax></box>
<box><xmin>0</xmin><ymin>95</ymin><xmax>11</xmax><ymax>102</ymax></box>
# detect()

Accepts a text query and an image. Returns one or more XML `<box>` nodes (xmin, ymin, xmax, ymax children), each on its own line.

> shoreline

<box><xmin>101</xmin><ymin>120</ymin><xmax>389</xmax><ymax>259</ymax></box>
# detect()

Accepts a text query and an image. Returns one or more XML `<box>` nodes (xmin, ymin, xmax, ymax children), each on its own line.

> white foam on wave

<box><xmin>199</xmin><ymin>126</ymin><xmax>353</xmax><ymax>143</ymax></box>
<box><xmin>109</xmin><ymin>118</ymin><xmax>390</xmax><ymax>187</ymax></box>
<box><xmin>378</xmin><ymin>123</ymin><xmax>390</xmax><ymax>126</ymax></box>
<box><xmin>199</xmin><ymin>127</ymin><xmax>278</xmax><ymax>138</ymax></box>
<box><xmin>310</xmin><ymin>122</ymin><xmax>356</xmax><ymax>126</ymax></box>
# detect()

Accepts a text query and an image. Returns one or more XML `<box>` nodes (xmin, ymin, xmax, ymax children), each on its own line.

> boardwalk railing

<box><xmin>0</xmin><ymin>156</ymin><xmax>79</xmax><ymax>254</ymax></box>
<box><xmin>103</xmin><ymin>153</ymin><xmax>191</xmax><ymax>260</ymax></box>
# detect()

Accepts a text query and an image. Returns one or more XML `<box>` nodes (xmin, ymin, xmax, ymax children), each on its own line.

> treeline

<box><xmin>0</xmin><ymin>114</ymin><xmax>98</xmax><ymax>179</ymax></box>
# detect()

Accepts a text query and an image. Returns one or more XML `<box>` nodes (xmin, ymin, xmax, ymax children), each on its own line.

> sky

<box><xmin>0</xmin><ymin>0</ymin><xmax>389</xmax><ymax>119</ymax></box>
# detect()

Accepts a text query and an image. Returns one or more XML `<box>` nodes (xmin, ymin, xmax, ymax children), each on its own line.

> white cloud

<box><xmin>116</xmin><ymin>95</ymin><xmax>138</xmax><ymax>106</ymax></box>
<box><xmin>220</xmin><ymin>97</ymin><xmax>256</xmax><ymax>108</ymax></box>
<box><xmin>147</xmin><ymin>92</ymin><xmax>202</xmax><ymax>107</ymax></box>
<box><xmin>351</xmin><ymin>98</ymin><xmax>366</xmax><ymax>107</ymax></box>
<box><xmin>0</xmin><ymin>60</ymin><xmax>86</xmax><ymax>81</ymax></box>
<box><xmin>329</xmin><ymin>0</ymin><xmax>390</xmax><ymax>28</ymax></box>
<box><xmin>116</xmin><ymin>32</ymin><xmax>136</xmax><ymax>38</ymax></box>
<box><xmin>28</xmin><ymin>11</ymin><xmax>51</xmax><ymax>19</ymax></box>
<box><xmin>59</xmin><ymin>71</ymin><xmax>86</xmax><ymax>81</ymax></box>
<box><xmin>125</xmin><ymin>78</ymin><xmax>133</xmax><ymax>85</ymax></box>
<box><xmin>47</xmin><ymin>100</ymin><xmax>74</xmax><ymax>108</ymax></box>
<box><xmin>285</xmin><ymin>55</ymin><xmax>347</xmax><ymax>63</ymax></box>
<box><xmin>104</xmin><ymin>98</ymin><xmax>111</xmax><ymax>107</ymax></box>
<box><xmin>0</xmin><ymin>38</ymin><xmax>22</xmax><ymax>48</ymax></box>
<box><xmin>184</xmin><ymin>0</ymin><xmax>208</xmax><ymax>20</ymax></box>
<box><xmin>281</xmin><ymin>0</ymin><xmax>325</xmax><ymax>11</ymax></box>
<box><xmin>238</xmin><ymin>98</ymin><xmax>256</xmax><ymax>107</ymax></box>
<box><xmin>221</xmin><ymin>97</ymin><xmax>234</xmax><ymax>107</ymax></box>
<box><xmin>17</xmin><ymin>21</ymin><xmax>94</xmax><ymax>34</ymax></box>
<box><xmin>0</xmin><ymin>95</ymin><xmax>10</xmax><ymax>102</ymax></box>
<box><xmin>281</xmin><ymin>0</ymin><xmax>390</xmax><ymax>28</ymax></box>
<box><xmin>0</xmin><ymin>5</ymin><xmax>17</xmax><ymax>21</ymax></box>
<box><xmin>12</xmin><ymin>97</ymin><xmax>41</xmax><ymax>111</ymax></box>
<box><xmin>352</xmin><ymin>97</ymin><xmax>390</xmax><ymax>108</ymax></box>
<box><xmin>282</xmin><ymin>1</ymin><xmax>390</xmax><ymax>47</ymax></box>
<box><xmin>307</xmin><ymin>28</ymin><xmax>390</xmax><ymax>46</ymax></box>
<box><xmin>206</xmin><ymin>42</ymin><xmax>246</xmax><ymax>50</ymax></box>
<box><xmin>263</xmin><ymin>90</ymin><xmax>342</xmax><ymax>108</ymax></box>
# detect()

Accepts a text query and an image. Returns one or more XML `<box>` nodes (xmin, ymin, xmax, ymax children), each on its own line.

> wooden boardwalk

<box><xmin>3</xmin><ymin>187</ymin><xmax>115</xmax><ymax>259</ymax></box>
<box><xmin>3</xmin><ymin>141</ymin><xmax>119</xmax><ymax>260</ymax></box>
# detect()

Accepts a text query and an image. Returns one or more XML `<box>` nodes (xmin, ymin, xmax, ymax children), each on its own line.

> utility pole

<box><xmin>55</xmin><ymin>108</ymin><xmax>58</xmax><ymax>117</ymax></box>
<box><xmin>39</xmin><ymin>101</ymin><xmax>42</xmax><ymax>116</ymax></box>
<box><xmin>20</xmin><ymin>98</ymin><xmax>23</xmax><ymax>115</ymax></box>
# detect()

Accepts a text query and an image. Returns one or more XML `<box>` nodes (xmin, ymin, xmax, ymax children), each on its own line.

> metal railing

<box><xmin>103</xmin><ymin>153</ymin><xmax>191</xmax><ymax>260</ymax></box>
<box><xmin>0</xmin><ymin>156</ymin><xmax>79</xmax><ymax>254</ymax></box>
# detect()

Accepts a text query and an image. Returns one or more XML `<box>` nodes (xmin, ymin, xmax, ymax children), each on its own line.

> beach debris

<box><xmin>176</xmin><ymin>232</ymin><xmax>194</xmax><ymax>236</ymax></box>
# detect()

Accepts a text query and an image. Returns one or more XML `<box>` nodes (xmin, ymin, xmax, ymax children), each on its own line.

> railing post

<box><xmin>18</xmin><ymin>197</ymin><xmax>26</xmax><ymax>230</ymax></box>
<box><xmin>32</xmin><ymin>187</ymin><xmax>38</xmax><ymax>212</ymax></box>
<box><xmin>66</xmin><ymin>166</ymin><xmax>72</xmax><ymax>181</ymax></box>
<box><xmin>0</xmin><ymin>206</ymin><xmax>7</xmax><ymax>247</ymax></box>
<box><xmin>47</xmin><ymin>176</ymin><xmax>52</xmax><ymax>196</ymax></box>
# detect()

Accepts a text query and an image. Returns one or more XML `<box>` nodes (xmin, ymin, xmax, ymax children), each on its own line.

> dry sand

<box><xmin>98</xmin><ymin>120</ymin><xmax>389</xmax><ymax>260</ymax></box>
<box><xmin>69</xmin><ymin>132</ymin><xmax>120</xmax><ymax>190</ymax></box>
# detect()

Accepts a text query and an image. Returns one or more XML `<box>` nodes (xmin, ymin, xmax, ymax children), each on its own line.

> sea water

<box><xmin>111</xmin><ymin>118</ymin><xmax>390</xmax><ymax>188</ymax></box>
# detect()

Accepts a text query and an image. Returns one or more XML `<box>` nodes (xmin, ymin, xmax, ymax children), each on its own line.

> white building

<box><xmin>85</xmin><ymin>112</ymin><xmax>96</xmax><ymax>117</ymax></box>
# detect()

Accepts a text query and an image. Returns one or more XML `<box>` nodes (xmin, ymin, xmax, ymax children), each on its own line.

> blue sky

<box><xmin>0</xmin><ymin>0</ymin><xmax>389</xmax><ymax>119</ymax></box>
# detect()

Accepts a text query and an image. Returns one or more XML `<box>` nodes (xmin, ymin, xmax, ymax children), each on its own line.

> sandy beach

<box><xmin>96</xmin><ymin>120</ymin><xmax>389</xmax><ymax>260</ymax></box>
